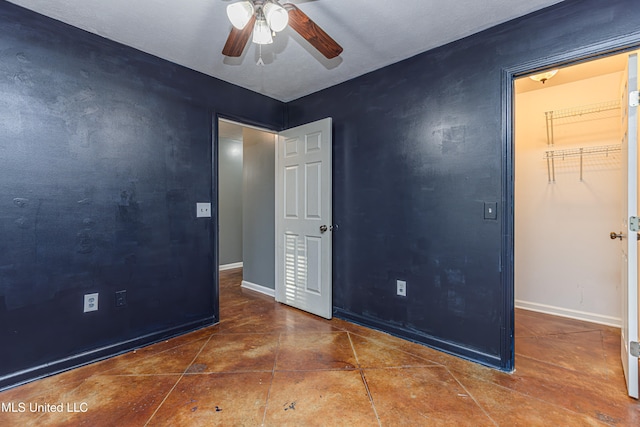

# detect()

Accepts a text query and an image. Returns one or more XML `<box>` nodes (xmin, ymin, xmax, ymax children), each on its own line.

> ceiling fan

<box><xmin>222</xmin><ymin>1</ymin><xmax>343</xmax><ymax>59</ymax></box>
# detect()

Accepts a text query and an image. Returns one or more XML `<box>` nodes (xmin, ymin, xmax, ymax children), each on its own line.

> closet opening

<box><xmin>513</xmin><ymin>50</ymin><xmax>638</xmax><ymax>392</ymax></box>
<box><xmin>514</xmin><ymin>52</ymin><xmax>630</xmax><ymax>327</ymax></box>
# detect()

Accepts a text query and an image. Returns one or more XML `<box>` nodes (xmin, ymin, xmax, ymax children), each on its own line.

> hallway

<box><xmin>0</xmin><ymin>268</ymin><xmax>638</xmax><ymax>426</ymax></box>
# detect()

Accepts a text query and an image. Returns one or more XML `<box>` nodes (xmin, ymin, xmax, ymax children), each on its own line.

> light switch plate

<box><xmin>484</xmin><ymin>202</ymin><xmax>497</xmax><ymax>220</ymax></box>
<box><xmin>196</xmin><ymin>202</ymin><xmax>211</xmax><ymax>218</ymax></box>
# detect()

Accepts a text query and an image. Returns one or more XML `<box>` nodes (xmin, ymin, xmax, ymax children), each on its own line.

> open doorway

<box><xmin>217</xmin><ymin>118</ymin><xmax>277</xmax><ymax>297</ymax></box>
<box><xmin>514</xmin><ymin>53</ymin><xmax>630</xmax><ymax>326</ymax></box>
<box><xmin>216</xmin><ymin>117</ymin><xmax>334</xmax><ymax>319</ymax></box>
<box><xmin>513</xmin><ymin>50</ymin><xmax>640</xmax><ymax>397</ymax></box>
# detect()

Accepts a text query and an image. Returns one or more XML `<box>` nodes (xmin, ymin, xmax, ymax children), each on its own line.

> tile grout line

<box><xmin>598</xmin><ymin>330</ymin><xmax>615</xmax><ymax>381</ymax></box>
<box><xmin>260</xmin><ymin>332</ymin><xmax>281</xmax><ymax>427</ymax></box>
<box><xmin>513</xmin><ymin>352</ymin><xmax>610</xmax><ymax>379</ymax></box>
<box><xmin>346</xmin><ymin>330</ymin><xmax>446</xmax><ymax>368</ymax></box>
<box><xmin>142</xmin><ymin>333</ymin><xmax>215</xmax><ymax>427</ymax></box>
<box><xmin>347</xmin><ymin>332</ymin><xmax>362</xmax><ymax>368</ymax></box>
<box><xmin>95</xmin><ymin>336</ymin><xmax>214</xmax><ymax>378</ymax></box>
<box><xmin>348</xmin><ymin>332</ymin><xmax>382</xmax><ymax>427</ymax></box>
<box><xmin>451</xmin><ymin>369</ymin><xmax>612</xmax><ymax>425</ymax></box>
<box><xmin>358</xmin><ymin>370</ymin><xmax>382</xmax><ymax>427</ymax></box>
<box><xmin>446</xmin><ymin>367</ymin><xmax>499</xmax><ymax>427</ymax></box>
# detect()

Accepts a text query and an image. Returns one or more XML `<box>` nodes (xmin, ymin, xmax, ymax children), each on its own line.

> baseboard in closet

<box><xmin>515</xmin><ymin>299</ymin><xmax>621</xmax><ymax>328</ymax></box>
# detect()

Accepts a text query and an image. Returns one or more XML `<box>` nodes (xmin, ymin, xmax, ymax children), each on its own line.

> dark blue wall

<box><xmin>287</xmin><ymin>0</ymin><xmax>640</xmax><ymax>369</ymax></box>
<box><xmin>3</xmin><ymin>0</ymin><xmax>640</xmax><ymax>390</ymax></box>
<box><xmin>0</xmin><ymin>2</ymin><xmax>284</xmax><ymax>389</ymax></box>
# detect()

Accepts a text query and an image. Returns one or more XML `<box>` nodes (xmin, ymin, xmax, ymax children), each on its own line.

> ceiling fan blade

<box><xmin>284</xmin><ymin>4</ymin><xmax>343</xmax><ymax>59</ymax></box>
<box><xmin>222</xmin><ymin>15</ymin><xmax>256</xmax><ymax>57</ymax></box>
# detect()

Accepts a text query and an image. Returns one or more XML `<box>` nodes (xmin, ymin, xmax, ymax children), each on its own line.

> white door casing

<box><xmin>275</xmin><ymin>118</ymin><xmax>333</xmax><ymax>319</ymax></box>
<box><xmin>620</xmin><ymin>53</ymin><xmax>639</xmax><ymax>399</ymax></box>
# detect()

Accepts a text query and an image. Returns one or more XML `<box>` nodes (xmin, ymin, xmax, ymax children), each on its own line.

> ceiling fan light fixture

<box><xmin>263</xmin><ymin>1</ymin><xmax>289</xmax><ymax>32</ymax></box>
<box><xmin>227</xmin><ymin>1</ymin><xmax>255</xmax><ymax>30</ymax></box>
<box><xmin>221</xmin><ymin>2</ymin><xmax>343</xmax><ymax>60</ymax></box>
<box><xmin>530</xmin><ymin>69</ymin><xmax>559</xmax><ymax>84</ymax></box>
<box><xmin>252</xmin><ymin>17</ymin><xmax>273</xmax><ymax>45</ymax></box>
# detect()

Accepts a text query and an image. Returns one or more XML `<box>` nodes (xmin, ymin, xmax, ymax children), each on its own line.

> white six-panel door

<box><xmin>275</xmin><ymin>118</ymin><xmax>332</xmax><ymax>319</ymax></box>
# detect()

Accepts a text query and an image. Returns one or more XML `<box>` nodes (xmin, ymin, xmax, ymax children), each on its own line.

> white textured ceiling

<box><xmin>7</xmin><ymin>0</ymin><xmax>565</xmax><ymax>102</ymax></box>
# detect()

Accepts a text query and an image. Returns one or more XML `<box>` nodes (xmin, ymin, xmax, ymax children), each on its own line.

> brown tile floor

<box><xmin>1</xmin><ymin>268</ymin><xmax>639</xmax><ymax>426</ymax></box>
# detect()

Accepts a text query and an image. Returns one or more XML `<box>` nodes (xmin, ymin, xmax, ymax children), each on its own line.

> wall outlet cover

<box><xmin>196</xmin><ymin>202</ymin><xmax>211</xmax><ymax>218</ymax></box>
<box><xmin>84</xmin><ymin>293</ymin><xmax>99</xmax><ymax>313</ymax></box>
<box><xmin>396</xmin><ymin>280</ymin><xmax>407</xmax><ymax>297</ymax></box>
<box><xmin>115</xmin><ymin>290</ymin><xmax>127</xmax><ymax>307</ymax></box>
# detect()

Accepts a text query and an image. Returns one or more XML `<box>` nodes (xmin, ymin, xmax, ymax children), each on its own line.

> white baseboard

<box><xmin>515</xmin><ymin>300</ymin><xmax>621</xmax><ymax>328</ymax></box>
<box><xmin>219</xmin><ymin>262</ymin><xmax>243</xmax><ymax>271</ymax></box>
<box><xmin>241</xmin><ymin>280</ymin><xmax>275</xmax><ymax>298</ymax></box>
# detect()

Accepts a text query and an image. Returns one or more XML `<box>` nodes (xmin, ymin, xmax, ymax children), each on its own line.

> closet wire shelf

<box><xmin>545</xmin><ymin>99</ymin><xmax>621</xmax><ymax>146</ymax></box>
<box><xmin>543</xmin><ymin>99</ymin><xmax>622</xmax><ymax>182</ymax></box>
<box><xmin>546</xmin><ymin>99</ymin><xmax>621</xmax><ymax>121</ymax></box>
<box><xmin>543</xmin><ymin>144</ymin><xmax>621</xmax><ymax>182</ymax></box>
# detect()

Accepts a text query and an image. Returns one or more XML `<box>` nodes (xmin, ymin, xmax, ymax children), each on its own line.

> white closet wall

<box><xmin>515</xmin><ymin>72</ymin><xmax>624</xmax><ymax>326</ymax></box>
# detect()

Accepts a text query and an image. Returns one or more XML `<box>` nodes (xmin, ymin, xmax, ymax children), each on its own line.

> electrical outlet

<box><xmin>83</xmin><ymin>293</ymin><xmax>99</xmax><ymax>313</ymax></box>
<box><xmin>115</xmin><ymin>290</ymin><xmax>127</xmax><ymax>307</ymax></box>
<box><xmin>396</xmin><ymin>280</ymin><xmax>407</xmax><ymax>297</ymax></box>
<box><xmin>196</xmin><ymin>202</ymin><xmax>211</xmax><ymax>218</ymax></box>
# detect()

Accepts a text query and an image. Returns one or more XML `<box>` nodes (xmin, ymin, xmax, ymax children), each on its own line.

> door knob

<box><xmin>610</xmin><ymin>231</ymin><xmax>623</xmax><ymax>240</ymax></box>
<box><xmin>320</xmin><ymin>225</ymin><xmax>328</xmax><ymax>233</ymax></box>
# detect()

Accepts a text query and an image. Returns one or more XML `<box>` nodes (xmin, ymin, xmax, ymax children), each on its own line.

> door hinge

<box><xmin>632</xmin><ymin>341</ymin><xmax>640</xmax><ymax>358</ymax></box>
<box><xmin>631</xmin><ymin>91</ymin><xmax>640</xmax><ymax>108</ymax></box>
<box><xmin>630</xmin><ymin>216</ymin><xmax>640</xmax><ymax>232</ymax></box>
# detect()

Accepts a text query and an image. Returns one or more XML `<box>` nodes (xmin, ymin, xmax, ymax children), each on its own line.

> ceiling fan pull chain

<box><xmin>257</xmin><ymin>43</ymin><xmax>265</xmax><ymax>66</ymax></box>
